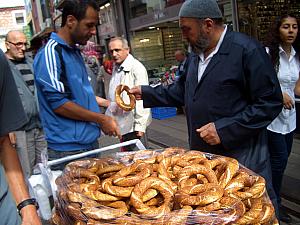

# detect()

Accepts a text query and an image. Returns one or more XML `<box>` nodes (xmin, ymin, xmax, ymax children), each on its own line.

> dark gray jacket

<box><xmin>8</xmin><ymin>56</ymin><xmax>41</xmax><ymax>131</ymax></box>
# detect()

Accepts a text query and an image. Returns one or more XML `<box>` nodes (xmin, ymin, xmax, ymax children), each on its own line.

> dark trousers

<box><xmin>121</xmin><ymin>131</ymin><xmax>148</xmax><ymax>151</ymax></box>
<box><xmin>47</xmin><ymin>141</ymin><xmax>99</xmax><ymax>171</ymax></box>
<box><xmin>268</xmin><ymin>130</ymin><xmax>294</xmax><ymax>206</ymax></box>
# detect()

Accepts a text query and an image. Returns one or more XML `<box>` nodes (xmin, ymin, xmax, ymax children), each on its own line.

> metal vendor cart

<box><xmin>28</xmin><ymin>139</ymin><xmax>146</xmax><ymax>220</ymax></box>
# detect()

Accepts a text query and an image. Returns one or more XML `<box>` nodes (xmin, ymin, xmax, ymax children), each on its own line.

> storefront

<box><xmin>125</xmin><ymin>0</ymin><xmax>237</xmax><ymax>79</ymax></box>
<box><xmin>124</xmin><ymin>0</ymin><xmax>300</xmax><ymax>75</ymax></box>
<box><xmin>97</xmin><ymin>1</ymin><xmax>118</xmax><ymax>54</ymax></box>
<box><xmin>125</xmin><ymin>1</ymin><xmax>185</xmax><ymax>79</ymax></box>
<box><xmin>236</xmin><ymin>0</ymin><xmax>300</xmax><ymax>42</ymax></box>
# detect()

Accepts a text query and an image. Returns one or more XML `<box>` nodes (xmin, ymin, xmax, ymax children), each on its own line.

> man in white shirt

<box><xmin>106</xmin><ymin>37</ymin><xmax>151</xmax><ymax>151</ymax></box>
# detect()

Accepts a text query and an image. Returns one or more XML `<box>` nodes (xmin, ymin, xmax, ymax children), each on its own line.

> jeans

<box><xmin>268</xmin><ymin>130</ymin><xmax>294</xmax><ymax>206</ymax></box>
<box><xmin>47</xmin><ymin>141</ymin><xmax>99</xmax><ymax>171</ymax></box>
<box><xmin>15</xmin><ymin>128</ymin><xmax>47</xmax><ymax>178</ymax></box>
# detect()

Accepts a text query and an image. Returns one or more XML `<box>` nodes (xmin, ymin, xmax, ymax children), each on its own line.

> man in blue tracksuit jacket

<box><xmin>33</xmin><ymin>0</ymin><xmax>120</xmax><ymax>168</ymax></box>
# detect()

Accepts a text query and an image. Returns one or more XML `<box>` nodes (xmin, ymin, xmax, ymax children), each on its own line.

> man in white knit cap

<box><xmin>130</xmin><ymin>0</ymin><xmax>283</xmax><ymax>217</ymax></box>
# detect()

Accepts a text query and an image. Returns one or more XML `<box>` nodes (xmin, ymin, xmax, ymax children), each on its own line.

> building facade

<box><xmin>28</xmin><ymin>0</ymin><xmax>300</xmax><ymax>74</ymax></box>
<box><xmin>0</xmin><ymin>0</ymin><xmax>26</xmax><ymax>51</ymax></box>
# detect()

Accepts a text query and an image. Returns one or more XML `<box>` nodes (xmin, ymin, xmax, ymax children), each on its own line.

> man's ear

<box><xmin>66</xmin><ymin>15</ymin><xmax>77</xmax><ymax>29</ymax></box>
<box><xmin>5</xmin><ymin>42</ymin><xmax>10</xmax><ymax>51</ymax></box>
<box><xmin>204</xmin><ymin>18</ymin><xmax>214</xmax><ymax>28</ymax></box>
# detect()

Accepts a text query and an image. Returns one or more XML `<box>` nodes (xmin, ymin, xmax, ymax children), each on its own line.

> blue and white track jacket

<box><xmin>34</xmin><ymin>33</ymin><xmax>100</xmax><ymax>151</ymax></box>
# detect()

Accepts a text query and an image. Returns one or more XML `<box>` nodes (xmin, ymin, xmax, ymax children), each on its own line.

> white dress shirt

<box><xmin>198</xmin><ymin>25</ymin><xmax>227</xmax><ymax>82</ymax></box>
<box><xmin>267</xmin><ymin>46</ymin><xmax>300</xmax><ymax>134</ymax></box>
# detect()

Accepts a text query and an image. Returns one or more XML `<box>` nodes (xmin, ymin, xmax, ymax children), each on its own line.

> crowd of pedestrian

<box><xmin>0</xmin><ymin>0</ymin><xmax>299</xmax><ymax>224</ymax></box>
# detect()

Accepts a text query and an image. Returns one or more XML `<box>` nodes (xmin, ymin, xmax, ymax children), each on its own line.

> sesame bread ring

<box><xmin>177</xmin><ymin>164</ymin><xmax>218</xmax><ymax>188</ymax></box>
<box><xmin>65</xmin><ymin>169</ymin><xmax>100</xmax><ymax>192</ymax></box>
<box><xmin>130</xmin><ymin>177</ymin><xmax>174</xmax><ymax>219</ymax></box>
<box><xmin>65</xmin><ymin>159</ymin><xmax>99</xmax><ymax>173</ymax></box>
<box><xmin>83</xmin><ymin>189</ymin><xmax>122</xmax><ymax>202</ymax></box>
<box><xmin>82</xmin><ymin>201</ymin><xmax>128</xmax><ymax>220</ymax></box>
<box><xmin>165</xmin><ymin>206</ymin><xmax>193</xmax><ymax>225</ymax></box>
<box><xmin>195</xmin><ymin>196</ymin><xmax>246</xmax><ymax>223</ymax></box>
<box><xmin>236</xmin><ymin>197</ymin><xmax>263</xmax><ymax>224</ymax></box>
<box><xmin>156</xmin><ymin>147</ymin><xmax>186</xmax><ymax>162</ymax></box>
<box><xmin>176</xmin><ymin>183</ymin><xmax>224</xmax><ymax>207</ymax></box>
<box><xmin>157</xmin><ymin>157</ymin><xmax>178</xmax><ymax>180</ymax></box>
<box><xmin>144</xmin><ymin>195</ymin><xmax>164</xmax><ymax>206</ymax></box>
<box><xmin>115</xmin><ymin>84</ymin><xmax>136</xmax><ymax>111</ymax></box>
<box><xmin>112</xmin><ymin>161</ymin><xmax>153</xmax><ymax>187</ymax></box>
<box><xmin>228</xmin><ymin>175</ymin><xmax>266</xmax><ymax>200</ymax></box>
<box><xmin>142</xmin><ymin>188</ymin><xmax>159</xmax><ymax>202</ymax></box>
<box><xmin>224</xmin><ymin>169</ymin><xmax>250</xmax><ymax>194</ymax></box>
<box><xmin>66</xmin><ymin>203</ymin><xmax>87</xmax><ymax>221</ymax></box>
<box><xmin>67</xmin><ymin>191</ymin><xmax>101</xmax><ymax>208</ymax></box>
<box><xmin>96</xmin><ymin>163</ymin><xmax>125</xmax><ymax>177</ymax></box>
<box><xmin>102</xmin><ymin>176</ymin><xmax>134</xmax><ymax>197</ymax></box>
<box><xmin>251</xmin><ymin>201</ymin><xmax>275</xmax><ymax>224</ymax></box>
<box><xmin>205</xmin><ymin>157</ymin><xmax>239</xmax><ymax>188</ymax></box>
<box><xmin>133</xmin><ymin>150</ymin><xmax>158</xmax><ymax>164</ymax></box>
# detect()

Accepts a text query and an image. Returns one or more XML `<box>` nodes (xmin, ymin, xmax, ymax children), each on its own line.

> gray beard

<box><xmin>191</xmin><ymin>37</ymin><xmax>210</xmax><ymax>54</ymax></box>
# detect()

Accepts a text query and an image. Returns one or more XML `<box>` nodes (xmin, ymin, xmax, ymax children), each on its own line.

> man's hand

<box><xmin>129</xmin><ymin>86</ymin><xmax>142</xmax><ymax>100</ymax></box>
<box><xmin>95</xmin><ymin>96</ymin><xmax>110</xmax><ymax>108</ymax></box>
<box><xmin>196</xmin><ymin>122</ymin><xmax>221</xmax><ymax>145</ymax></box>
<box><xmin>100</xmin><ymin>115</ymin><xmax>121</xmax><ymax>139</ymax></box>
<box><xmin>282</xmin><ymin>92</ymin><xmax>294</xmax><ymax>110</ymax></box>
<box><xmin>136</xmin><ymin>131</ymin><xmax>144</xmax><ymax>137</ymax></box>
<box><xmin>20</xmin><ymin>205</ymin><xmax>42</xmax><ymax>225</ymax></box>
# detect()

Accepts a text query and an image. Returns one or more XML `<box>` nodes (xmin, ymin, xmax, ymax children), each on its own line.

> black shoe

<box><xmin>279</xmin><ymin>207</ymin><xmax>292</xmax><ymax>223</ymax></box>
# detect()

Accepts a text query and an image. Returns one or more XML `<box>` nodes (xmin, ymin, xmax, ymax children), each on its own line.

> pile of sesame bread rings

<box><xmin>52</xmin><ymin>147</ymin><xmax>278</xmax><ymax>225</ymax></box>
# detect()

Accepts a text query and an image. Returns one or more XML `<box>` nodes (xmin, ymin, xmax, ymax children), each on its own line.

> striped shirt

<box><xmin>11</xmin><ymin>59</ymin><xmax>35</xmax><ymax>94</ymax></box>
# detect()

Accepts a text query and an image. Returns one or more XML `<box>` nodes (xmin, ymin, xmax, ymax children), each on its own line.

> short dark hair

<box><xmin>61</xmin><ymin>0</ymin><xmax>98</xmax><ymax>27</ymax></box>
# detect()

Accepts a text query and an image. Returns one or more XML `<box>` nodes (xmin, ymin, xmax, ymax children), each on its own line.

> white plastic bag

<box><xmin>105</xmin><ymin>102</ymin><xmax>133</xmax><ymax>135</ymax></box>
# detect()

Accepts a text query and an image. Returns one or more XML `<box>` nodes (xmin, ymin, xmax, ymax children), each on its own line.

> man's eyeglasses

<box><xmin>7</xmin><ymin>41</ymin><xmax>28</xmax><ymax>48</ymax></box>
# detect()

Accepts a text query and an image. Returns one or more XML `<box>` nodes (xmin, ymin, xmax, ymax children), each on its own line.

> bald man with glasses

<box><xmin>5</xmin><ymin>30</ymin><xmax>47</xmax><ymax>178</ymax></box>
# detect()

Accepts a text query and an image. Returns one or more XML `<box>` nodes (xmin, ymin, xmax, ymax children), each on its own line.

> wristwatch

<box><xmin>17</xmin><ymin>198</ymin><xmax>39</xmax><ymax>215</ymax></box>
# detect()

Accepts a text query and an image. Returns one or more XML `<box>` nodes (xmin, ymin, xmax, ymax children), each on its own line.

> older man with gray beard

<box><xmin>129</xmin><ymin>0</ymin><xmax>283</xmax><ymax>216</ymax></box>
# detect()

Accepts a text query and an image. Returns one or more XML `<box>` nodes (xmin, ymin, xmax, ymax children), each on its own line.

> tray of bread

<box><xmin>51</xmin><ymin>147</ymin><xmax>279</xmax><ymax>225</ymax></box>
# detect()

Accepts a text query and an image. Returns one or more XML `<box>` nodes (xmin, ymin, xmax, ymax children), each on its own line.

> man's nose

<box><xmin>90</xmin><ymin>27</ymin><xmax>97</xmax><ymax>35</ymax></box>
<box><xmin>112</xmin><ymin>51</ymin><xmax>118</xmax><ymax>57</ymax></box>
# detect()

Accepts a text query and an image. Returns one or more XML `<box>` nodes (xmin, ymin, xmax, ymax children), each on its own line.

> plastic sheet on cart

<box><xmin>49</xmin><ymin>146</ymin><xmax>278</xmax><ymax>225</ymax></box>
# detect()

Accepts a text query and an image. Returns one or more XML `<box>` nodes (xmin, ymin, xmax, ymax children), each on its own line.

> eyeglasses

<box><xmin>7</xmin><ymin>41</ymin><xmax>28</xmax><ymax>48</ymax></box>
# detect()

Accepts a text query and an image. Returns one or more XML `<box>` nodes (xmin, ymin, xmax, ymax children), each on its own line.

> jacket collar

<box><xmin>50</xmin><ymin>32</ymin><xmax>80</xmax><ymax>50</ymax></box>
<box><xmin>188</xmin><ymin>29</ymin><xmax>233</xmax><ymax>94</ymax></box>
<box><xmin>118</xmin><ymin>54</ymin><xmax>134</xmax><ymax>72</ymax></box>
<box><xmin>201</xmin><ymin>29</ymin><xmax>233</xmax><ymax>75</ymax></box>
